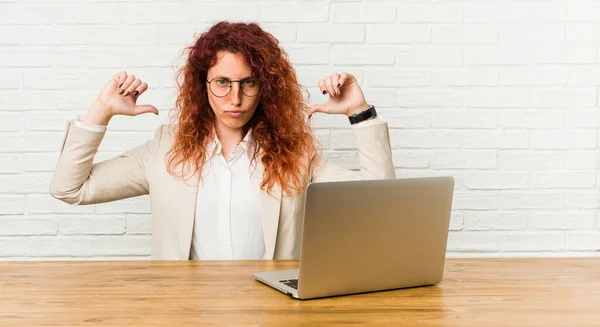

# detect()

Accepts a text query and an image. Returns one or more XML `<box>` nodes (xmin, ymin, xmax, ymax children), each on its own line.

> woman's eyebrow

<box><xmin>214</xmin><ymin>75</ymin><xmax>253</xmax><ymax>80</ymax></box>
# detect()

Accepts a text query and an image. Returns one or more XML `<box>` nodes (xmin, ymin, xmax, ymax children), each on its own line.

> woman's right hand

<box><xmin>95</xmin><ymin>71</ymin><xmax>158</xmax><ymax>117</ymax></box>
<box><xmin>83</xmin><ymin>72</ymin><xmax>158</xmax><ymax>126</ymax></box>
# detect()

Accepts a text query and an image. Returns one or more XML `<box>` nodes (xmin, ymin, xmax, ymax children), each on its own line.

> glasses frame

<box><xmin>206</xmin><ymin>77</ymin><xmax>260</xmax><ymax>98</ymax></box>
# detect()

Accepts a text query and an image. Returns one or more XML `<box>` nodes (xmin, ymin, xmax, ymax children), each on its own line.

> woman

<box><xmin>50</xmin><ymin>21</ymin><xmax>395</xmax><ymax>260</ymax></box>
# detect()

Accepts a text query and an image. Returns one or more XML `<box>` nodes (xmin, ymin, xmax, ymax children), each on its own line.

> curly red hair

<box><xmin>167</xmin><ymin>21</ymin><xmax>319</xmax><ymax>196</ymax></box>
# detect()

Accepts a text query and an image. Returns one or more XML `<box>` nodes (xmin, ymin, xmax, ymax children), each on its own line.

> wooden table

<box><xmin>1</xmin><ymin>258</ymin><xmax>599</xmax><ymax>326</ymax></box>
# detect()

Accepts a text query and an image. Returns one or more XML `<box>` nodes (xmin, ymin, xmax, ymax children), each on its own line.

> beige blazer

<box><xmin>49</xmin><ymin>120</ymin><xmax>396</xmax><ymax>260</ymax></box>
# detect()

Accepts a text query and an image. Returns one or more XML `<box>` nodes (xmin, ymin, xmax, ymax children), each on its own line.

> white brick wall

<box><xmin>1</xmin><ymin>0</ymin><xmax>599</xmax><ymax>260</ymax></box>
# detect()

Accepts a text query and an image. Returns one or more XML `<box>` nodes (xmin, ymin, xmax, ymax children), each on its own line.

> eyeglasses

<box><xmin>206</xmin><ymin>77</ymin><xmax>260</xmax><ymax>98</ymax></box>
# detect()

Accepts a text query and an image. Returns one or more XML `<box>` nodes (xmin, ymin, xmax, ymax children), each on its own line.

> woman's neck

<box><xmin>214</xmin><ymin>123</ymin><xmax>244</xmax><ymax>159</ymax></box>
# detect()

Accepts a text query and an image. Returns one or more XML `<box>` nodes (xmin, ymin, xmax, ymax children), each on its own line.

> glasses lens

<box><xmin>209</xmin><ymin>79</ymin><xmax>231</xmax><ymax>97</ymax></box>
<box><xmin>240</xmin><ymin>79</ymin><xmax>260</xmax><ymax>97</ymax></box>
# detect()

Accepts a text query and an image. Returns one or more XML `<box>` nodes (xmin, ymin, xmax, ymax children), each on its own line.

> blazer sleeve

<box><xmin>49</xmin><ymin>120</ymin><xmax>164</xmax><ymax>205</ymax></box>
<box><xmin>310</xmin><ymin>121</ymin><xmax>396</xmax><ymax>183</ymax></box>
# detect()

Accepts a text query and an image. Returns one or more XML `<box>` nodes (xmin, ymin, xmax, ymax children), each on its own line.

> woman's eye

<box><xmin>243</xmin><ymin>79</ymin><xmax>256</xmax><ymax>86</ymax></box>
<box><xmin>216</xmin><ymin>79</ymin><xmax>228</xmax><ymax>86</ymax></box>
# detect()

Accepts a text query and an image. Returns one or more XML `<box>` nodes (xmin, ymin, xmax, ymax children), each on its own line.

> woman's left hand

<box><xmin>308</xmin><ymin>72</ymin><xmax>370</xmax><ymax>119</ymax></box>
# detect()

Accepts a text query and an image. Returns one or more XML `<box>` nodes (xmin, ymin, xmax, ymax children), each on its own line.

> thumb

<box><xmin>133</xmin><ymin>104</ymin><xmax>159</xmax><ymax>116</ymax></box>
<box><xmin>307</xmin><ymin>103</ymin><xmax>328</xmax><ymax>119</ymax></box>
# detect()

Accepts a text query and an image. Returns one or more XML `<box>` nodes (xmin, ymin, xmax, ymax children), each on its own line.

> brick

<box><xmin>530</xmin><ymin>46</ymin><xmax>597</xmax><ymax>64</ymax></box>
<box><xmin>498</xmin><ymin>151</ymin><xmax>564</xmax><ymax>170</ymax></box>
<box><xmin>331</xmin><ymin>46</ymin><xmax>395</xmax><ymax>65</ymax></box>
<box><xmin>0</xmin><ymin>195</ymin><xmax>24</xmax><ymax>215</ymax></box>
<box><xmin>566</xmin><ymin>23</ymin><xmax>600</xmax><ymax>42</ymax></box>
<box><xmin>0</xmin><ymin>217</ymin><xmax>57</xmax><ymax>235</ymax></box>
<box><xmin>0</xmin><ymin>238</ymin><xmax>27</xmax><ymax>257</ymax></box>
<box><xmin>397</xmin><ymin>130</ymin><xmax>461</xmax><ymax>149</ymax></box>
<box><xmin>0</xmin><ymin>91</ymin><xmax>54</xmax><ymax>110</ymax></box>
<box><xmin>464</xmin><ymin>212</ymin><xmax>527</xmax><ymax>230</ymax></box>
<box><xmin>463</xmin><ymin>130</ymin><xmax>528</xmax><ymax>149</ymax></box>
<box><xmin>499</xmin><ymin>24</ymin><xmax>565</xmax><ymax>43</ymax></box>
<box><xmin>54</xmin><ymin>49</ymin><xmax>122</xmax><ymax>68</ymax></box>
<box><xmin>463</xmin><ymin>172</ymin><xmax>528</xmax><ymax>190</ymax></box>
<box><xmin>499</xmin><ymin>232</ymin><xmax>564</xmax><ymax>251</ymax></box>
<box><xmin>464</xmin><ymin>46</ymin><xmax>529</xmax><ymax>65</ymax></box>
<box><xmin>285</xmin><ymin>45</ymin><xmax>329</xmax><ymax>65</ymax></box>
<box><xmin>498</xmin><ymin>192</ymin><xmax>564</xmax><ymax>209</ymax></box>
<box><xmin>397</xmin><ymin>47</ymin><xmax>463</xmax><ymax>66</ymax></box>
<box><xmin>500</xmin><ymin>111</ymin><xmax>564</xmax><ymax>129</ymax></box>
<box><xmin>365</xmin><ymin>70</ymin><xmax>431</xmax><ymax>87</ymax></box>
<box><xmin>0</xmin><ymin>112</ymin><xmax>22</xmax><ymax>132</ymax></box>
<box><xmin>566</xmin><ymin>110</ymin><xmax>600</xmax><ymax>128</ymax></box>
<box><xmin>189</xmin><ymin>4</ymin><xmax>259</xmax><ymax>22</ymax></box>
<box><xmin>529</xmin><ymin>212</ymin><xmax>596</xmax><ymax>230</ymax></box>
<box><xmin>432</xmin><ymin>111</ymin><xmax>497</xmax><ymax>129</ymax></box>
<box><xmin>566</xmin><ymin>192</ymin><xmax>599</xmax><ymax>209</ymax></box>
<box><xmin>566</xmin><ymin>231</ymin><xmax>600</xmax><ymax>251</ymax></box>
<box><xmin>126</xmin><ymin>214</ymin><xmax>152</xmax><ymax>235</ymax></box>
<box><xmin>499</xmin><ymin>67</ymin><xmax>567</xmax><ymax>86</ymax></box>
<box><xmin>453</xmin><ymin>191</ymin><xmax>498</xmax><ymax>210</ymax></box>
<box><xmin>449</xmin><ymin>211</ymin><xmax>463</xmax><ymax>231</ymax></box>
<box><xmin>531</xmin><ymin>88</ymin><xmax>597</xmax><ymax>107</ymax></box>
<box><xmin>396</xmin><ymin>4</ymin><xmax>462</xmax><ymax>23</ymax></box>
<box><xmin>27</xmin><ymin>194</ymin><xmax>94</xmax><ymax>214</ymax></box>
<box><xmin>0</xmin><ymin>4</ymin><xmax>52</xmax><ymax>24</ymax></box>
<box><xmin>565</xmin><ymin>151</ymin><xmax>599</xmax><ymax>170</ymax></box>
<box><xmin>530</xmin><ymin>130</ymin><xmax>596</xmax><ymax>149</ymax></box>
<box><xmin>0</xmin><ymin>173</ymin><xmax>53</xmax><ymax>194</ymax></box>
<box><xmin>463</xmin><ymin>87</ymin><xmax>530</xmax><ymax>108</ymax></box>
<box><xmin>53</xmin><ymin>4</ymin><xmax>121</xmax><ymax>24</ymax></box>
<box><xmin>263</xmin><ymin>3</ymin><xmax>329</xmax><ymax>23</ymax></box>
<box><xmin>299</xmin><ymin>24</ymin><xmax>364</xmax><ymax>43</ymax></box>
<box><xmin>0</xmin><ymin>69</ymin><xmax>21</xmax><ymax>89</ymax></box>
<box><xmin>59</xmin><ymin>216</ymin><xmax>126</xmax><ymax>235</ymax></box>
<box><xmin>432</xmin><ymin>150</ymin><xmax>496</xmax><ymax>169</ymax></box>
<box><xmin>0</xmin><ymin>154</ymin><xmax>22</xmax><ymax>173</ymax></box>
<box><xmin>24</xmin><ymin>153</ymin><xmax>59</xmax><ymax>172</ymax></box>
<box><xmin>332</xmin><ymin>4</ymin><xmax>395</xmax><ymax>23</ymax></box>
<box><xmin>433</xmin><ymin>24</ymin><xmax>497</xmax><ymax>44</ymax></box>
<box><xmin>447</xmin><ymin>232</ymin><xmax>498</xmax><ymax>252</ymax></box>
<box><xmin>121</xmin><ymin>3</ymin><xmax>191</xmax><ymax>24</ymax></box>
<box><xmin>92</xmin><ymin>25</ymin><xmax>158</xmax><ymax>45</ymax></box>
<box><xmin>391</xmin><ymin>150</ymin><xmax>430</xmax><ymax>168</ymax></box>
<box><xmin>366</xmin><ymin>25</ymin><xmax>430</xmax><ymax>44</ymax></box>
<box><xmin>432</xmin><ymin>68</ymin><xmax>498</xmax><ymax>86</ymax></box>
<box><xmin>378</xmin><ymin>109</ymin><xmax>430</xmax><ymax>128</ymax></box>
<box><xmin>397</xmin><ymin>89</ymin><xmax>464</xmax><ymax>108</ymax></box>
<box><xmin>530</xmin><ymin>172</ymin><xmax>596</xmax><ymax>189</ymax></box>
<box><xmin>23</xmin><ymin>71</ymin><xmax>90</xmax><ymax>90</ymax></box>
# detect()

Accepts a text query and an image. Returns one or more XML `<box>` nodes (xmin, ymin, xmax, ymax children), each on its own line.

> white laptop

<box><xmin>254</xmin><ymin>176</ymin><xmax>455</xmax><ymax>300</ymax></box>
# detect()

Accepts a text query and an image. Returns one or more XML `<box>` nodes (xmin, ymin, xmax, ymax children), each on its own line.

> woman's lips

<box><xmin>226</xmin><ymin>111</ymin><xmax>243</xmax><ymax>117</ymax></box>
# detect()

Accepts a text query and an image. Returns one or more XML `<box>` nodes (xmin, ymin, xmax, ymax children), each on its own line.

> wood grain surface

<box><xmin>1</xmin><ymin>258</ymin><xmax>599</xmax><ymax>326</ymax></box>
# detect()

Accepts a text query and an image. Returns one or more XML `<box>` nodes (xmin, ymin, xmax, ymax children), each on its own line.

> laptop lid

<box><xmin>296</xmin><ymin>176</ymin><xmax>455</xmax><ymax>299</ymax></box>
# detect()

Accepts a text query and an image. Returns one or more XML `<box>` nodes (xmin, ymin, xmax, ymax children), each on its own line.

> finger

<box><xmin>125</xmin><ymin>78</ymin><xmax>142</xmax><ymax>97</ymax></box>
<box><xmin>111</xmin><ymin>71</ymin><xmax>127</xmax><ymax>87</ymax></box>
<box><xmin>120</xmin><ymin>74</ymin><xmax>135</xmax><ymax>95</ymax></box>
<box><xmin>331</xmin><ymin>73</ymin><xmax>341</xmax><ymax>96</ymax></box>
<box><xmin>133</xmin><ymin>82</ymin><xmax>149</xmax><ymax>98</ymax></box>
<box><xmin>317</xmin><ymin>80</ymin><xmax>327</xmax><ymax>95</ymax></box>
<box><xmin>339</xmin><ymin>73</ymin><xmax>356</xmax><ymax>87</ymax></box>
<box><xmin>133</xmin><ymin>104</ymin><xmax>159</xmax><ymax>116</ymax></box>
<box><xmin>324</xmin><ymin>76</ymin><xmax>336</xmax><ymax>97</ymax></box>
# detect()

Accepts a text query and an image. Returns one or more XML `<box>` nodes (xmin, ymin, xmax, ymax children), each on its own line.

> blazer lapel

<box><xmin>177</xmin><ymin>171</ymin><xmax>200</xmax><ymax>260</ymax></box>
<box><xmin>259</xmin><ymin>184</ymin><xmax>282</xmax><ymax>259</ymax></box>
<box><xmin>254</xmin><ymin>161</ymin><xmax>282</xmax><ymax>259</ymax></box>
